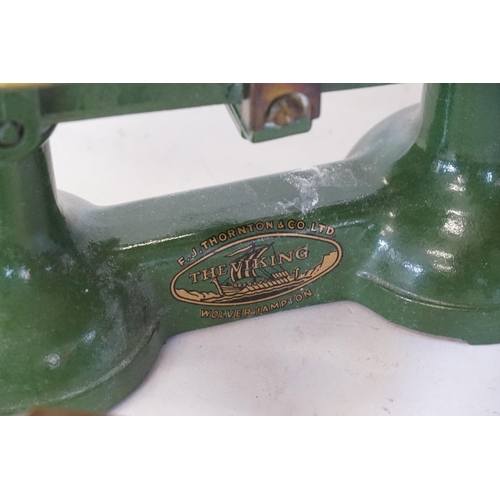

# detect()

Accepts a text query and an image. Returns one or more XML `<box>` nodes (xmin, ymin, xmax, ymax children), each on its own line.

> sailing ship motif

<box><xmin>209</xmin><ymin>242</ymin><xmax>302</xmax><ymax>302</ymax></box>
<box><xmin>171</xmin><ymin>232</ymin><xmax>342</xmax><ymax>306</ymax></box>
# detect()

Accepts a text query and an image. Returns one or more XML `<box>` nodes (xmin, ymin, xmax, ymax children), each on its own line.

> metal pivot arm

<box><xmin>0</xmin><ymin>83</ymin><xmax>497</xmax><ymax>415</ymax></box>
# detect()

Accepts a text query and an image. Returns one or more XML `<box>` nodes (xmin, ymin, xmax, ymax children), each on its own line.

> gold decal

<box><xmin>171</xmin><ymin>222</ymin><xmax>342</xmax><ymax>308</ymax></box>
<box><xmin>199</xmin><ymin>288</ymin><xmax>315</xmax><ymax>319</ymax></box>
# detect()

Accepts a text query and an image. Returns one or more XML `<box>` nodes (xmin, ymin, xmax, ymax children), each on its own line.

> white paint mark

<box><xmin>83</xmin><ymin>330</ymin><xmax>96</xmax><ymax>343</ymax></box>
<box><xmin>18</xmin><ymin>268</ymin><xmax>30</xmax><ymax>280</ymax></box>
<box><xmin>427</xmin><ymin>249</ymin><xmax>454</xmax><ymax>260</ymax></box>
<box><xmin>434</xmin><ymin>160</ymin><xmax>457</xmax><ymax>174</ymax></box>
<box><xmin>44</xmin><ymin>353</ymin><xmax>61</xmax><ymax>369</ymax></box>
<box><xmin>403</xmin><ymin>262</ymin><xmax>424</xmax><ymax>276</ymax></box>
<box><xmin>119</xmin><ymin>233</ymin><xmax>195</xmax><ymax>251</ymax></box>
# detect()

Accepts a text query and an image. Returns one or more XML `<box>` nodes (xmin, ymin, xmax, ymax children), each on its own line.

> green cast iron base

<box><xmin>2</xmin><ymin>83</ymin><xmax>500</xmax><ymax>414</ymax></box>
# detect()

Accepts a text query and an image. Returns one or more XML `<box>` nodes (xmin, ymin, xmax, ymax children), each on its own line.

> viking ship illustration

<box><xmin>209</xmin><ymin>242</ymin><xmax>301</xmax><ymax>301</ymax></box>
<box><xmin>173</xmin><ymin>237</ymin><xmax>340</xmax><ymax>306</ymax></box>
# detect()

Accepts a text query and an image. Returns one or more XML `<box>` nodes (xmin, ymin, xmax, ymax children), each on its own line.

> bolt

<box><xmin>266</xmin><ymin>93</ymin><xmax>308</xmax><ymax>127</ymax></box>
<box><xmin>0</xmin><ymin>121</ymin><xmax>24</xmax><ymax>148</ymax></box>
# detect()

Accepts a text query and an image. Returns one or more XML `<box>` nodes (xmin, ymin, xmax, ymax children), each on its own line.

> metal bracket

<box><xmin>0</xmin><ymin>87</ymin><xmax>45</xmax><ymax>161</ymax></box>
<box><xmin>227</xmin><ymin>83</ymin><xmax>321</xmax><ymax>142</ymax></box>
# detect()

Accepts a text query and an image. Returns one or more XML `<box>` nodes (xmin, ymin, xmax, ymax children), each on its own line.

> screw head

<box><xmin>0</xmin><ymin>121</ymin><xmax>24</xmax><ymax>148</ymax></box>
<box><xmin>266</xmin><ymin>93</ymin><xmax>308</xmax><ymax>127</ymax></box>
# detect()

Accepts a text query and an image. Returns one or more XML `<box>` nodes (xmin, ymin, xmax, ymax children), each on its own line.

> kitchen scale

<box><xmin>1</xmin><ymin>83</ymin><xmax>499</xmax><ymax>415</ymax></box>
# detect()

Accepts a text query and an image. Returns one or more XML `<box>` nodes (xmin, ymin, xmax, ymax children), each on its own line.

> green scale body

<box><xmin>0</xmin><ymin>83</ymin><xmax>498</xmax><ymax>414</ymax></box>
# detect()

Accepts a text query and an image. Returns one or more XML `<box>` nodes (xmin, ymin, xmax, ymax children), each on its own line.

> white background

<box><xmin>3</xmin><ymin>3</ymin><xmax>499</xmax><ymax>498</ymax></box>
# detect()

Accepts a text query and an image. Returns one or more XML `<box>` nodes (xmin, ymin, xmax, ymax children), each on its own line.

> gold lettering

<box><xmin>296</xmin><ymin>220</ymin><xmax>305</xmax><ymax>230</ymax></box>
<box><xmin>246</xmin><ymin>223</ymin><xmax>254</xmax><ymax>232</ymax></box>
<box><xmin>270</xmin><ymin>302</ymin><xmax>280</xmax><ymax>311</ymax></box>
<box><xmin>326</xmin><ymin>226</ymin><xmax>335</xmax><ymax>235</ymax></box>
<box><xmin>230</xmin><ymin>261</ymin><xmax>243</xmax><ymax>275</ymax></box>
<box><xmin>235</xmin><ymin>310</ymin><xmax>241</xmax><ymax>318</ymax></box>
<box><xmin>253</xmin><ymin>257</ymin><xmax>267</xmax><ymax>269</ymax></box>
<box><xmin>237</xmin><ymin>226</ymin><xmax>247</xmax><ymax>235</ymax></box>
<box><xmin>277</xmin><ymin>220</ymin><xmax>285</xmax><ymax>229</ymax></box>
<box><xmin>217</xmin><ymin>264</ymin><xmax>228</xmax><ymax>276</ymax></box>
<box><xmin>200</xmin><ymin>240</ymin><xmax>209</xmax><ymax>250</ymax></box>
<box><xmin>287</xmin><ymin>219</ymin><xmax>296</xmax><ymax>230</ymax></box>
<box><xmin>209</xmin><ymin>236</ymin><xmax>218</xmax><ymax>246</ymax></box>
<box><xmin>295</xmin><ymin>246</ymin><xmax>308</xmax><ymax>260</ymax></box>
<box><xmin>189</xmin><ymin>271</ymin><xmax>201</xmax><ymax>283</ymax></box>
<box><xmin>177</xmin><ymin>256</ymin><xmax>185</xmax><ymax>266</ymax></box>
<box><xmin>200</xmin><ymin>310</ymin><xmax>211</xmax><ymax>318</ymax></box>
<box><xmin>202</xmin><ymin>267</ymin><xmax>216</xmax><ymax>281</ymax></box>
<box><xmin>318</xmin><ymin>223</ymin><xmax>326</xmax><ymax>233</ymax></box>
<box><xmin>255</xmin><ymin>222</ymin><xmax>264</xmax><ymax>231</ymax></box>
<box><xmin>278</xmin><ymin>251</ymin><xmax>293</xmax><ymax>264</ymax></box>
<box><xmin>310</xmin><ymin>222</ymin><xmax>317</xmax><ymax>232</ymax></box>
<box><xmin>303</xmin><ymin>289</ymin><xmax>313</xmax><ymax>298</ymax></box>
<box><xmin>265</xmin><ymin>221</ymin><xmax>274</xmax><ymax>230</ymax></box>
<box><xmin>227</xmin><ymin>229</ymin><xmax>236</xmax><ymax>238</ymax></box>
<box><xmin>218</xmin><ymin>232</ymin><xmax>227</xmax><ymax>242</ymax></box>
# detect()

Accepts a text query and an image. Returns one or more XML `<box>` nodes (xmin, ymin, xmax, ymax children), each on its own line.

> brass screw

<box><xmin>0</xmin><ymin>121</ymin><xmax>24</xmax><ymax>148</ymax></box>
<box><xmin>266</xmin><ymin>93</ymin><xmax>308</xmax><ymax>127</ymax></box>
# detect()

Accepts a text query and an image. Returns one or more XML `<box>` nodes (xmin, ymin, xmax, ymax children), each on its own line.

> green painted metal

<box><xmin>38</xmin><ymin>83</ymin><xmax>243</xmax><ymax>123</ymax></box>
<box><xmin>0</xmin><ymin>88</ymin><xmax>47</xmax><ymax>161</ymax></box>
<box><xmin>0</xmin><ymin>83</ymin><xmax>388</xmax><ymax>146</ymax></box>
<box><xmin>228</xmin><ymin>84</ymin><xmax>391</xmax><ymax>142</ymax></box>
<box><xmin>321</xmin><ymin>83</ymin><xmax>391</xmax><ymax>92</ymax></box>
<box><xmin>35</xmin><ymin>83</ymin><xmax>386</xmax><ymax>125</ymax></box>
<box><xmin>0</xmin><ymin>83</ymin><xmax>498</xmax><ymax>414</ymax></box>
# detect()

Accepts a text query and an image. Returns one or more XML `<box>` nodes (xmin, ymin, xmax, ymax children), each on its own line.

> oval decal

<box><xmin>171</xmin><ymin>232</ymin><xmax>342</xmax><ymax>306</ymax></box>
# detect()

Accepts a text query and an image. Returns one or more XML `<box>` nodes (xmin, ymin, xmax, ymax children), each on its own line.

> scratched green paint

<box><xmin>0</xmin><ymin>83</ymin><xmax>498</xmax><ymax>414</ymax></box>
